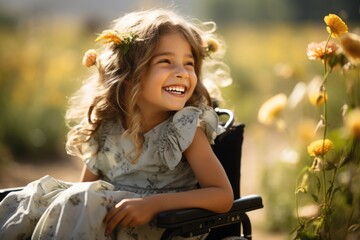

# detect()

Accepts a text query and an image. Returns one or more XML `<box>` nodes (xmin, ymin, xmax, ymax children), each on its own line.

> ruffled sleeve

<box><xmin>154</xmin><ymin>104</ymin><xmax>220</xmax><ymax>170</ymax></box>
<box><xmin>197</xmin><ymin>104</ymin><xmax>223</xmax><ymax>144</ymax></box>
<box><xmin>78</xmin><ymin>121</ymin><xmax>113</xmax><ymax>175</ymax></box>
<box><xmin>80</xmin><ymin>136</ymin><xmax>100</xmax><ymax>175</ymax></box>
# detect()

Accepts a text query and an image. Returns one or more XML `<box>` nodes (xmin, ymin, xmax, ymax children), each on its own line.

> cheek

<box><xmin>140</xmin><ymin>72</ymin><xmax>161</xmax><ymax>92</ymax></box>
<box><xmin>190</xmin><ymin>73</ymin><xmax>198</xmax><ymax>90</ymax></box>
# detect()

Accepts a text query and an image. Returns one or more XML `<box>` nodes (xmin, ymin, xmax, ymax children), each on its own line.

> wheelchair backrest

<box><xmin>212</xmin><ymin>123</ymin><xmax>244</xmax><ymax>199</ymax></box>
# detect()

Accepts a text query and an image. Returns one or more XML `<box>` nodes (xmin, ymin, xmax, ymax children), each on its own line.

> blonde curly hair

<box><xmin>65</xmin><ymin>8</ymin><xmax>230</xmax><ymax>162</ymax></box>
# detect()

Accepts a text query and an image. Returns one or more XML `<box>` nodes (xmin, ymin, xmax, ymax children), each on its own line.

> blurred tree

<box><xmin>195</xmin><ymin>0</ymin><xmax>359</xmax><ymax>25</ymax></box>
<box><xmin>289</xmin><ymin>0</ymin><xmax>360</xmax><ymax>22</ymax></box>
<box><xmin>197</xmin><ymin>0</ymin><xmax>294</xmax><ymax>25</ymax></box>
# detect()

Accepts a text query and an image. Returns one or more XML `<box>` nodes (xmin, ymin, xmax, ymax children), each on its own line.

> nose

<box><xmin>175</xmin><ymin>66</ymin><xmax>189</xmax><ymax>79</ymax></box>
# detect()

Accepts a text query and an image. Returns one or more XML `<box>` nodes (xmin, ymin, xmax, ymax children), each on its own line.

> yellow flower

<box><xmin>344</xmin><ymin>108</ymin><xmax>360</xmax><ymax>138</ymax></box>
<box><xmin>340</xmin><ymin>33</ymin><xmax>360</xmax><ymax>65</ymax></box>
<box><xmin>258</xmin><ymin>93</ymin><xmax>287</xmax><ymax>125</ymax></box>
<box><xmin>95</xmin><ymin>30</ymin><xmax>122</xmax><ymax>45</ymax></box>
<box><xmin>206</xmin><ymin>37</ymin><xmax>220</xmax><ymax>53</ymax></box>
<box><xmin>307</xmin><ymin>139</ymin><xmax>334</xmax><ymax>157</ymax></box>
<box><xmin>82</xmin><ymin>49</ymin><xmax>97</xmax><ymax>67</ymax></box>
<box><xmin>307</xmin><ymin>76</ymin><xmax>328</xmax><ymax>106</ymax></box>
<box><xmin>324</xmin><ymin>14</ymin><xmax>348</xmax><ymax>38</ymax></box>
<box><xmin>306</xmin><ymin>41</ymin><xmax>338</xmax><ymax>61</ymax></box>
<box><xmin>308</xmin><ymin>90</ymin><xmax>328</xmax><ymax>106</ymax></box>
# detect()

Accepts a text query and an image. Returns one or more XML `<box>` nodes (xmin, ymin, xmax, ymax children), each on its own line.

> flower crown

<box><xmin>82</xmin><ymin>29</ymin><xmax>220</xmax><ymax>68</ymax></box>
<box><xmin>82</xmin><ymin>29</ymin><xmax>138</xmax><ymax>67</ymax></box>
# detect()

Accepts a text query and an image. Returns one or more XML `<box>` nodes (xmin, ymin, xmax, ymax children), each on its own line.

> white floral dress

<box><xmin>0</xmin><ymin>105</ymin><xmax>222</xmax><ymax>240</ymax></box>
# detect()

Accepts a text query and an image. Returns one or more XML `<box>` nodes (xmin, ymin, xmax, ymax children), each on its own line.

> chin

<box><xmin>167</xmin><ymin>104</ymin><xmax>186</xmax><ymax>111</ymax></box>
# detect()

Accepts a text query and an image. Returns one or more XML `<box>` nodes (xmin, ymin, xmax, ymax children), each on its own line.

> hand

<box><xmin>103</xmin><ymin>197</ymin><xmax>157</xmax><ymax>235</ymax></box>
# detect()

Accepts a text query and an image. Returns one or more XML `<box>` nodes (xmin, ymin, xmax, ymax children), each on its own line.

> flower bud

<box><xmin>307</xmin><ymin>139</ymin><xmax>334</xmax><ymax>157</ymax></box>
<box><xmin>82</xmin><ymin>49</ymin><xmax>97</xmax><ymax>67</ymax></box>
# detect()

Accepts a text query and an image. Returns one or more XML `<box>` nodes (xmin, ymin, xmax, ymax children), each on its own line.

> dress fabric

<box><xmin>0</xmin><ymin>105</ymin><xmax>221</xmax><ymax>240</ymax></box>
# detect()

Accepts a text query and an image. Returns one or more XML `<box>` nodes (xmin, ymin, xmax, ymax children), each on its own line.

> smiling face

<box><xmin>137</xmin><ymin>32</ymin><xmax>197</xmax><ymax>123</ymax></box>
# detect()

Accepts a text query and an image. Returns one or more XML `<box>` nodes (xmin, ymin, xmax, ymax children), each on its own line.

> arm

<box><xmin>150</xmin><ymin>127</ymin><xmax>234</xmax><ymax>213</ymax></box>
<box><xmin>181</xmin><ymin>127</ymin><xmax>234</xmax><ymax>212</ymax></box>
<box><xmin>103</xmin><ymin>128</ymin><xmax>233</xmax><ymax>234</ymax></box>
<box><xmin>80</xmin><ymin>165</ymin><xmax>101</xmax><ymax>182</ymax></box>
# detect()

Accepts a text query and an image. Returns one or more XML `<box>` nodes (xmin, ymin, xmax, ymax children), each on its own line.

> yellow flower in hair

<box><xmin>307</xmin><ymin>139</ymin><xmax>333</xmax><ymax>157</ymax></box>
<box><xmin>82</xmin><ymin>49</ymin><xmax>97</xmax><ymax>67</ymax></box>
<box><xmin>324</xmin><ymin>14</ymin><xmax>348</xmax><ymax>38</ymax></box>
<box><xmin>95</xmin><ymin>30</ymin><xmax>122</xmax><ymax>45</ymax></box>
<box><xmin>206</xmin><ymin>37</ymin><xmax>220</xmax><ymax>53</ymax></box>
<box><xmin>95</xmin><ymin>30</ymin><xmax>137</xmax><ymax>54</ymax></box>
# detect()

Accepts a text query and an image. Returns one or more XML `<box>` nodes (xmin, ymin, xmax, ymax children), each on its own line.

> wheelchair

<box><xmin>0</xmin><ymin>107</ymin><xmax>263</xmax><ymax>240</ymax></box>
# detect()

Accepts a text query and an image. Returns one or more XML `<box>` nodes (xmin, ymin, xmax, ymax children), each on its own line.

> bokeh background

<box><xmin>0</xmin><ymin>0</ymin><xmax>359</xmax><ymax>238</ymax></box>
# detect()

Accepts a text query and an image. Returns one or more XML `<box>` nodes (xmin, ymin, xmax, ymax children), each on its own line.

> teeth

<box><xmin>164</xmin><ymin>86</ymin><xmax>185</xmax><ymax>93</ymax></box>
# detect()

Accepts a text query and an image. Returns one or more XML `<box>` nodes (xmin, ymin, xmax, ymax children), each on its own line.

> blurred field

<box><xmin>2</xmin><ymin>18</ymin><xmax>354</xmax><ymax>155</ymax></box>
<box><xmin>0</xmin><ymin>21</ymin><xmax>329</xmax><ymax>163</ymax></box>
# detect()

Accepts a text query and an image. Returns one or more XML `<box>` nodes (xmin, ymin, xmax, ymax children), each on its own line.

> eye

<box><xmin>185</xmin><ymin>61</ymin><xmax>195</xmax><ymax>67</ymax></box>
<box><xmin>158</xmin><ymin>59</ymin><xmax>171</xmax><ymax>64</ymax></box>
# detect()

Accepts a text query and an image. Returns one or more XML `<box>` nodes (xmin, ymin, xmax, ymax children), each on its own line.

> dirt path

<box><xmin>0</xmin><ymin>156</ymin><xmax>83</xmax><ymax>188</ymax></box>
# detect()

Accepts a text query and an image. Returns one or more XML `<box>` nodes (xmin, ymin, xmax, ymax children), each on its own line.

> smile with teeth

<box><xmin>164</xmin><ymin>86</ymin><xmax>186</xmax><ymax>95</ymax></box>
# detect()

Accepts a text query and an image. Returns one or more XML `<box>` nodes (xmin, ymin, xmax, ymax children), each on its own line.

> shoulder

<box><xmin>173</xmin><ymin>104</ymin><xmax>221</xmax><ymax>144</ymax></box>
<box><xmin>95</xmin><ymin>118</ymin><xmax>124</xmax><ymax>139</ymax></box>
<box><xmin>80</xmin><ymin>119</ymin><xmax>124</xmax><ymax>159</ymax></box>
<box><xmin>172</xmin><ymin>104</ymin><xmax>216</xmax><ymax>127</ymax></box>
<box><xmin>79</xmin><ymin>119</ymin><xmax>125</xmax><ymax>174</ymax></box>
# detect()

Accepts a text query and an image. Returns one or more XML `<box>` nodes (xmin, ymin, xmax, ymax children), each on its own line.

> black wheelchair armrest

<box><xmin>154</xmin><ymin>194</ymin><xmax>263</xmax><ymax>240</ymax></box>
<box><xmin>0</xmin><ymin>187</ymin><xmax>23</xmax><ymax>201</ymax></box>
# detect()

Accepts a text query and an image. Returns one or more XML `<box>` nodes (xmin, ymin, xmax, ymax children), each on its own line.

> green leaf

<box><xmin>311</xmin><ymin>194</ymin><xmax>319</xmax><ymax>203</ymax></box>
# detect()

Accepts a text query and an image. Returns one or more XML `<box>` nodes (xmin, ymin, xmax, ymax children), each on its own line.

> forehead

<box><xmin>153</xmin><ymin>32</ymin><xmax>193</xmax><ymax>55</ymax></box>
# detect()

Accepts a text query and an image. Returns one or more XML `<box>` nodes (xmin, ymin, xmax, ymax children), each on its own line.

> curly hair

<box><xmin>65</xmin><ymin>8</ymin><xmax>229</xmax><ymax>162</ymax></box>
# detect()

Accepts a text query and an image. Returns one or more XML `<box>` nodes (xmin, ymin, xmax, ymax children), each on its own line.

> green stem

<box><xmin>317</xmin><ymin>33</ymin><xmax>332</xmax><ymax>238</ymax></box>
<box><xmin>321</xmin><ymin>37</ymin><xmax>331</xmax><ymax>205</ymax></box>
<box><xmin>323</xmin><ymin>34</ymin><xmax>332</xmax><ymax>74</ymax></box>
<box><xmin>295</xmin><ymin>167</ymin><xmax>310</xmax><ymax>226</ymax></box>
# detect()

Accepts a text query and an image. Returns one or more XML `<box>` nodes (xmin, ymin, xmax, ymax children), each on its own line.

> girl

<box><xmin>0</xmin><ymin>8</ymin><xmax>233</xmax><ymax>239</ymax></box>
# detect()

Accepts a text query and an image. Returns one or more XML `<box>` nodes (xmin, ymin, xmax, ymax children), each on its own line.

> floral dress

<box><xmin>0</xmin><ymin>105</ymin><xmax>222</xmax><ymax>240</ymax></box>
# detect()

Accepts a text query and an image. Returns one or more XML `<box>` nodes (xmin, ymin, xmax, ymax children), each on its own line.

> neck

<box><xmin>140</xmin><ymin>110</ymin><xmax>173</xmax><ymax>133</ymax></box>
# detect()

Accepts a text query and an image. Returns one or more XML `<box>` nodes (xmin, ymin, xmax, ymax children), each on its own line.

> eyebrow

<box><xmin>152</xmin><ymin>52</ymin><xmax>194</xmax><ymax>59</ymax></box>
